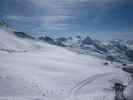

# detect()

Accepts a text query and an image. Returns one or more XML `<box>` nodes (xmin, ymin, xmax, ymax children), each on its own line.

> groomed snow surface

<box><xmin>0</xmin><ymin>28</ymin><xmax>131</xmax><ymax>100</ymax></box>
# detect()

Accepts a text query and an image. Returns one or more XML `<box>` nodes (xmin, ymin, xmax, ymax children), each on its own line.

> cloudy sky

<box><xmin>0</xmin><ymin>0</ymin><xmax>133</xmax><ymax>40</ymax></box>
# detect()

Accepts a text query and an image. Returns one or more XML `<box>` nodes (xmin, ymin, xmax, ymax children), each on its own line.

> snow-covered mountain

<box><xmin>0</xmin><ymin>28</ymin><xmax>132</xmax><ymax>100</ymax></box>
<box><xmin>44</xmin><ymin>35</ymin><xmax>133</xmax><ymax>64</ymax></box>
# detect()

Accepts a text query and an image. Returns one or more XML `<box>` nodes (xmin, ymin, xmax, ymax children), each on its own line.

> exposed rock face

<box><xmin>14</xmin><ymin>31</ymin><xmax>34</xmax><ymax>39</ymax></box>
<box><xmin>39</xmin><ymin>36</ymin><xmax>56</xmax><ymax>45</ymax></box>
<box><xmin>80</xmin><ymin>36</ymin><xmax>94</xmax><ymax>47</ymax></box>
<box><xmin>109</xmin><ymin>40</ymin><xmax>127</xmax><ymax>52</ymax></box>
<box><xmin>125</xmin><ymin>49</ymin><xmax>133</xmax><ymax>61</ymax></box>
<box><xmin>122</xmin><ymin>67</ymin><xmax>133</xmax><ymax>74</ymax></box>
<box><xmin>55</xmin><ymin>37</ymin><xmax>67</xmax><ymax>47</ymax></box>
<box><xmin>79</xmin><ymin>36</ymin><xmax>108</xmax><ymax>53</ymax></box>
<box><xmin>93</xmin><ymin>41</ymin><xmax>108</xmax><ymax>53</ymax></box>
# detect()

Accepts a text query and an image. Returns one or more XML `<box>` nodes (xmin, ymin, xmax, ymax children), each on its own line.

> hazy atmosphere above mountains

<box><xmin>0</xmin><ymin>0</ymin><xmax>133</xmax><ymax>40</ymax></box>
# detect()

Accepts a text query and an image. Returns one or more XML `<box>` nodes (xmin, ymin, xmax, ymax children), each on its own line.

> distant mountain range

<box><xmin>14</xmin><ymin>31</ymin><xmax>133</xmax><ymax>64</ymax></box>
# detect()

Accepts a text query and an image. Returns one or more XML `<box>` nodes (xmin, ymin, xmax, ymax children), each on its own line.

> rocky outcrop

<box><xmin>39</xmin><ymin>36</ymin><xmax>56</xmax><ymax>45</ymax></box>
<box><xmin>14</xmin><ymin>31</ymin><xmax>35</xmax><ymax>39</ymax></box>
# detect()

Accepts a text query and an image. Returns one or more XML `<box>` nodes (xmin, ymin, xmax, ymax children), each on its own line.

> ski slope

<box><xmin>0</xmin><ymin>28</ymin><xmax>130</xmax><ymax>100</ymax></box>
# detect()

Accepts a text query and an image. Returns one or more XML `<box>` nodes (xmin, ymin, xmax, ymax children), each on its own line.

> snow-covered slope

<box><xmin>0</xmin><ymin>28</ymin><xmax>131</xmax><ymax>100</ymax></box>
<box><xmin>54</xmin><ymin>36</ymin><xmax>133</xmax><ymax>64</ymax></box>
<box><xmin>0</xmin><ymin>28</ymin><xmax>30</xmax><ymax>50</ymax></box>
<box><xmin>0</xmin><ymin>28</ymin><xmax>50</xmax><ymax>52</ymax></box>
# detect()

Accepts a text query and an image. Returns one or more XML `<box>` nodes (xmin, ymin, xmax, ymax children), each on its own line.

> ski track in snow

<box><xmin>70</xmin><ymin>72</ymin><xmax>114</xmax><ymax>96</ymax></box>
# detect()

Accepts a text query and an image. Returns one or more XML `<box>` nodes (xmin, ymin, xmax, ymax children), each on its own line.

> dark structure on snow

<box><xmin>113</xmin><ymin>83</ymin><xmax>126</xmax><ymax>100</ymax></box>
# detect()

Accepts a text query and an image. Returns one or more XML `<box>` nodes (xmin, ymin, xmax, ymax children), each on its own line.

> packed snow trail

<box><xmin>70</xmin><ymin>72</ymin><xmax>113</xmax><ymax>95</ymax></box>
